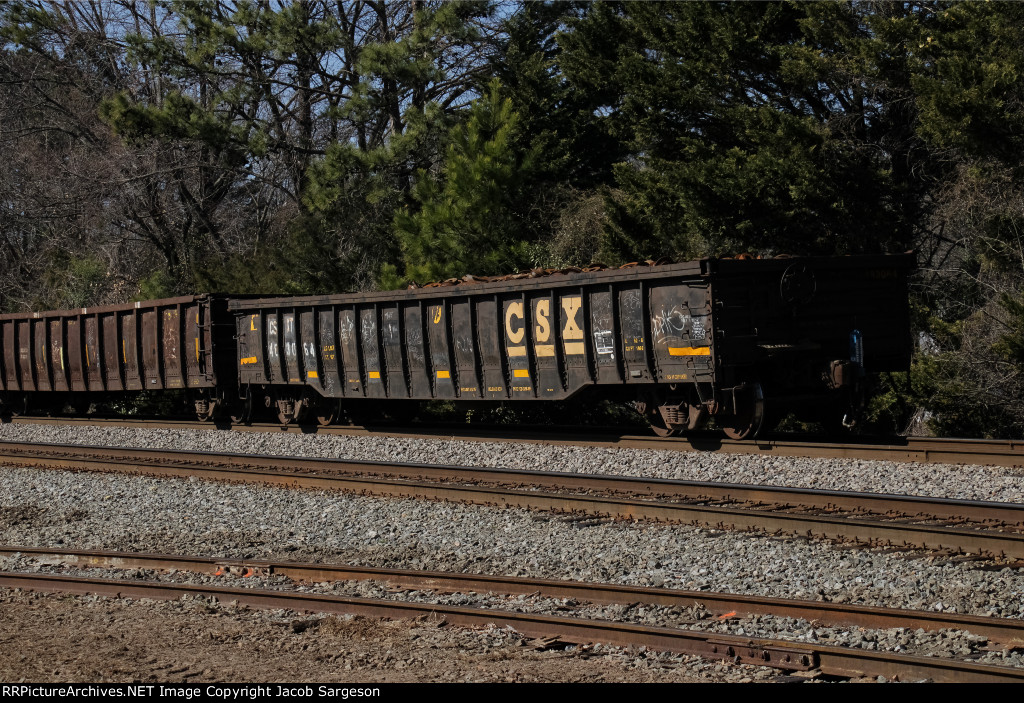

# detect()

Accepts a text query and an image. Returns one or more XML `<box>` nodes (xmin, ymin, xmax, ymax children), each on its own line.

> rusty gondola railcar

<box><xmin>228</xmin><ymin>254</ymin><xmax>914</xmax><ymax>437</ymax></box>
<box><xmin>0</xmin><ymin>295</ymin><xmax>237</xmax><ymax>419</ymax></box>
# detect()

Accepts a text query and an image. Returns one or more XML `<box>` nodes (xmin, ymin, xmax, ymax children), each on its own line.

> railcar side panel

<box><xmin>451</xmin><ymin>300</ymin><xmax>479</xmax><ymax>398</ymax></box>
<box><xmin>503</xmin><ymin>295</ymin><xmax>533</xmax><ymax>399</ymax></box>
<box><xmin>17</xmin><ymin>320</ymin><xmax>33</xmax><ymax>391</ymax></box>
<box><xmin>360</xmin><ymin>306</ymin><xmax>385</xmax><ymax>398</ymax></box>
<box><xmin>403</xmin><ymin>304</ymin><xmax>431</xmax><ymax>398</ymax></box>
<box><xmin>83</xmin><ymin>317</ymin><xmax>102</xmax><ymax>391</ymax></box>
<box><xmin>268</xmin><ymin>312</ymin><xmax>285</xmax><ymax>384</ymax></box>
<box><xmin>589</xmin><ymin>288</ymin><xmax>619</xmax><ymax>384</ymax></box>
<box><xmin>300</xmin><ymin>310</ymin><xmax>319</xmax><ymax>391</ymax></box>
<box><xmin>67</xmin><ymin>318</ymin><xmax>86</xmax><ymax>392</ymax></box>
<box><xmin>32</xmin><ymin>319</ymin><xmax>50</xmax><ymax>392</ymax></box>
<box><xmin>140</xmin><ymin>309</ymin><xmax>161</xmax><ymax>390</ymax></box>
<box><xmin>426</xmin><ymin>302</ymin><xmax>455</xmax><ymax>398</ymax></box>
<box><xmin>649</xmin><ymin>284</ymin><xmax>713</xmax><ymax>384</ymax></box>
<box><xmin>281</xmin><ymin>311</ymin><xmax>300</xmax><ymax>384</ymax></box>
<box><xmin>560</xmin><ymin>290</ymin><xmax>590</xmax><ymax>393</ymax></box>
<box><xmin>1</xmin><ymin>320</ymin><xmax>14</xmax><ymax>391</ymax></box>
<box><xmin>530</xmin><ymin>294</ymin><xmax>559</xmax><ymax>398</ymax></box>
<box><xmin>318</xmin><ymin>308</ymin><xmax>341</xmax><ymax>397</ymax></box>
<box><xmin>337</xmin><ymin>307</ymin><xmax>361</xmax><ymax>396</ymax></box>
<box><xmin>381</xmin><ymin>305</ymin><xmax>406</xmax><ymax>398</ymax></box>
<box><xmin>476</xmin><ymin>298</ymin><xmax>506</xmax><ymax>399</ymax></box>
<box><xmin>162</xmin><ymin>307</ymin><xmax>182</xmax><ymax>390</ymax></box>
<box><xmin>121</xmin><ymin>311</ymin><xmax>142</xmax><ymax>390</ymax></box>
<box><xmin>184</xmin><ymin>304</ymin><xmax>201</xmax><ymax>387</ymax></box>
<box><xmin>101</xmin><ymin>314</ymin><xmax>122</xmax><ymax>391</ymax></box>
<box><xmin>238</xmin><ymin>312</ymin><xmax>262</xmax><ymax>383</ymax></box>
<box><xmin>48</xmin><ymin>320</ymin><xmax>65</xmax><ymax>392</ymax></box>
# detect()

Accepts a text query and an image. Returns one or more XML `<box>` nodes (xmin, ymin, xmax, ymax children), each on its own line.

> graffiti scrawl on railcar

<box><xmin>383</xmin><ymin>309</ymin><xmax>400</xmax><ymax>343</ymax></box>
<box><xmin>406</xmin><ymin>324</ymin><xmax>424</xmax><ymax>364</ymax></box>
<box><xmin>651</xmin><ymin>306</ymin><xmax>691</xmax><ymax>344</ymax></box>
<box><xmin>621</xmin><ymin>289</ymin><xmax>641</xmax><ymax>313</ymax></box>
<box><xmin>338</xmin><ymin>315</ymin><xmax>354</xmax><ymax>343</ymax></box>
<box><xmin>361</xmin><ymin>318</ymin><xmax>376</xmax><ymax>344</ymax></box>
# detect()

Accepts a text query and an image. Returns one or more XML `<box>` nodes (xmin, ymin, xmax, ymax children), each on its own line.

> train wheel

<box><xmin>6</xmin><ymin>394</ymin><xmax>29</xmax><ymax>418</ymax></box>
<box><xmin>230</xmin><ymin>390</ymin><xmax>253</xmax><ymax>425</ymax></box>
<box><xmin>649</xmin><ymin>420</ymin><xmax>679</xmax><ymax>438</ymax></box>
<box><xmin>720</xmin><ymin>383</ymin><xmax>765</xmax><ymax>440</ymax></box>
<box><xmin>315</xmin><ymin>400</ymin><xmax>342</xmax><ymax>427</ymax></box>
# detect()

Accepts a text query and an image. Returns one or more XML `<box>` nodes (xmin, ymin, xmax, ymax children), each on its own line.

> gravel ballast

<box><xmin>3</xmin><ymin>587</ymin><xmax>764</xmax><ymax>683</ymax></box>
<box><xmin>1</xmin><ymin>463</ymin><xmax>1023</xmax><ymax>618</ymax></box>
<box><xmin>3</xmin><ymin>421</ymin><xmax>1024</xmax><ymax>680</ymax></box>
<box><xmin>2</xmin><ymin>422</ymin><xmax>1024</xmax><ymax>502</ymax></box>
<box><xmin>4</xmin><ymin>554</ymin><xmax>1021</xmax><ymax>670</ymax></box>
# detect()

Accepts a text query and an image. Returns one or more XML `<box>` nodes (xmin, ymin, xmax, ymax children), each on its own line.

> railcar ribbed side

<box><xmin>227</xmin><ymin>254</ymin><xmax>914</xmax><ymax>436</ymax></box>
<box><xmin>0</xmin><ymin>295</ymin><xmax>236</xmax><ymax>419</ymax></box>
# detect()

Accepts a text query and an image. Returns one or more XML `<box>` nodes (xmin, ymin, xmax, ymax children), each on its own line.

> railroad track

<box><xmin>3</xmin><ymin>440</ymin><xmax>1024</xmax><ymax>559</ymax></box>
<box><xmin>6</xmin><ymin>415</ymin><xmax>1024</xmax><ymax>468</ymax></box>
<box><xmin>3</xmin><ymin>546</ymin><xmax>1024</xmax><ymax>683</ymax></box>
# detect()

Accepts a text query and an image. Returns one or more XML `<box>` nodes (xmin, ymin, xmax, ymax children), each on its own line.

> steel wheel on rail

<box><xmin>719</xmin><ymin>382</ymin><xmax>765</xmax><ymax>440</ymax></box>
<box><xmin>4</xmin><ymin>394</ymin><xmax>29</xmax><ymax>418</ymax></box>
<box><xmin>315</xmin><ymin>399</ymin><xmax>342</xmax><ymax>427</ymax></box>
<box><xmin>229</xmin><ymin>387</ymin><xmax>253</xmax><ymax>425</ymax></box>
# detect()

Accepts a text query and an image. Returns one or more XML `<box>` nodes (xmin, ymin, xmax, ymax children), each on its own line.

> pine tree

<box><xmin>388</xmin><ymin>80</ymin><xmax>537</xmax><ymax>286</ymax></box>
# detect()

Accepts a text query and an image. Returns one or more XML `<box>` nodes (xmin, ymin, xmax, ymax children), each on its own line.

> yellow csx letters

<box><xmin>505</xmin><ymin>301</ymin><xmax>526</xmax><ymax>356</ymax></box>
<box><xmin>506</xmin><ymin>296</ymin><xmax>585</xmax><ymax>356</ymax></box>
<box><xmin>561</xmin><ymin>297</ymin><xmax>584</xmax><ymax>354</ymax></box>
<box><xmin>533</xmin><ymin>299</ymin><xmax>554</xmax><ymax>356</ymax></box>
<box><xmin>505</xmin><ymin>302</ymin><xmax>525</xmax><ymax>343</ymax></box>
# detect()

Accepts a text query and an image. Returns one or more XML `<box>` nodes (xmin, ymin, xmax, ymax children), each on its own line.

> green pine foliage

<box><xmin>388</xmin><ymin>80</ymin><xmax>538</xmax><ymax>286</ymax></box>
<box><xmin>559</xmin><ymin>1</ymin><xmax>910</xmax><ymax>260</ymax></box>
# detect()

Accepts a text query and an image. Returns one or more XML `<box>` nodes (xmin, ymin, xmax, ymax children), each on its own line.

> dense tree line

<box><xmin>1</xmin><ymin>1</ymin><xmax>1023</xmax><ymax>437</ymax></box>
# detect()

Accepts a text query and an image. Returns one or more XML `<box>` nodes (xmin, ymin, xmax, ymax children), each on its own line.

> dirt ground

<box><xmin>0</xmin><ymin>588</ymin><xmax>781</xmax><ymax>683</ymax></box>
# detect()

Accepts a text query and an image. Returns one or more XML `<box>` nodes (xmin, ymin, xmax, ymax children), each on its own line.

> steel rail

<box><xmin>2</xmin><ymin>440</ymin><xmax>1023</xmax><ymax>525</ymax></box>
<box><xmin>6</xmin><ymin>416</ymin><xmax>1024</xmax><ymax>467</ymax></box>
<box><xmin>5</xmin><ymin>545</ymin><xmax>1024</xmax><ymax>647</ymax></box>
<box><xmin>2</xmin><ymin>570</ymin><xmax>1022</xmax><ymax>683</ymax></box>
<box><xmin>3</xmin><ymin>441</ymin><xmax>1024</xmax><ymax>558</ymax></box>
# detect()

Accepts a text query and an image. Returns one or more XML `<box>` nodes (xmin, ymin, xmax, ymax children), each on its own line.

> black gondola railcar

<box><xmin>228</xmin><ymin>254</ymin><xmax>914</xmax><ymax>437</ymax></box>
<box><xmin>0</xmin><ymin>295</ymin><xmax>237</xmax><ymax>420</ymax></box>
